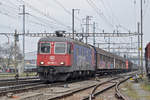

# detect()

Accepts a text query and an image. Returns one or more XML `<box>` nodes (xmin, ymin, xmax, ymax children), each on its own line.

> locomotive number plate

<box><xmin>50</xmin><ymin>56</ymin><xmax>55</xmax><ymax>60</ymax></box>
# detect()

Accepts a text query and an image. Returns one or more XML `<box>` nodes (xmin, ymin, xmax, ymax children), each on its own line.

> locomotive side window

<box><xmin>55</xmin><ymin>42</ymin><xmax>66</xmax><ymax>54</ymax></box>
<box><xmin>67</xmin><ymin>43</ymin><xmax>71</xmax><ymax>54</ymax></box>
<box><xmin>38</xmin><ymin>42</ymin><xmax>40</xmax><ymax>53</ymax></box>
<box><xmin>40</xmin><ymin>43</ymin><xmax>50</xmax><ymax>53</ymax></box>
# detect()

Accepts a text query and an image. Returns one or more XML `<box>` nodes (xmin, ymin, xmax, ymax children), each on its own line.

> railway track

<box><xmin>47</xmin><ymin>75</ymin><xmax>133</xmax><ymax>100</ymax></box>
<box><xmin>0</xmin><ymin>76</ymin><xmax>39</xmax><ymax>82</ymax></box>
<box><xmin>0</xmin><ymin>72</ymin><xmax>136</xmax><ymax>99</ymax></box>
<box><xmin>115</xmin><ymin>78</ymin><xmax>130</xmax><ymax>100</ymax></box>
<box><xmin>0</xmin><ymin>76</ymin><xmax>44</xmax><ymax>97</ymax></box>
<box><xmin>0</xmin><ymin>77</ymin><xmax>94</xmax><ymax>97</ymax></box>
<box><xmin>0</xmin><ymin>77</ymin><xmax>40</xmax><ymax>87</ymax></box>
<box><xmin>47</xmin><ymin>77</ymin><xmax>120</xmax><ymax>100</ymax></box>
<box><xmin>83</xmin><ymin>76</ymin><xmax>131</xmax><ymax>100</ymax></box>
<box><xmin>0</xmin><ymin>81</ymin><xmax>46</xmax><ymax>96</ymax></box>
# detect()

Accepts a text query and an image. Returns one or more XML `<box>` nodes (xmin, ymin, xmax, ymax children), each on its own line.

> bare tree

<box><xmin>0</xmin><ymin>42</ymin><xmax>22</xmax><ymax>70</ymax></box>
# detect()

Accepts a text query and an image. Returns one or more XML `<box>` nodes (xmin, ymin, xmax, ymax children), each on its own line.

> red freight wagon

<box><xmin>145</xmin><ymin>42</ymin><xmax>150</xmax><ymax>78</ymax></box>
<box><xmin>126</xmin><ymin>60</ymin><xmax>128</xmax><ymax>69</ymax></box>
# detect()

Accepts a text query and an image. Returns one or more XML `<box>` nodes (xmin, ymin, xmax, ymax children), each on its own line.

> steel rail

<box><xmin>0</xmin><ymin>79</ymin><xmax>41</xmax><ymax>87</ymax></box>
<box><xmin>0</xmin><ymin>78</ymin><xmax>90</xmax><ymax>97</ymax></box>
<box><xmin>48</xmin><ymin>77</ymin><xmax>120</xmax><ymax>100</ymax></box>
<box><xmin>0</xmin><ymin>82</ymin><xmax>46</xmax><ymax>96</ymax></box>
<box><xmin>115</xmin><ymin>77</ymin><xmax>131</xmax><ymax>100</ymax></box>
<box><xmin>83</xmin><ymin>76</ymin><xmax>132</xmax><ymax>100</ymax></box>
<box><xmin>0</xmin><ymin>76</ymin><xmax>39</xmax><ymax>82</ymax></box>
<box><xmin>0</xmin><ymin>77</ymin><xmax>40</xmax><ymax>87</ymax></box>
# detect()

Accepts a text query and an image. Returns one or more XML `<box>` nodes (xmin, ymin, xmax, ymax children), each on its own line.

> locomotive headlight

<box><xmin>60</xmin><ymin>62</ymin><xmax>65</xmax><ymax>65</ymax></box>
<box><xmin>40</xmin><ymin>62</ymin><xmax>44</xmax><ymax>65</ymax></box>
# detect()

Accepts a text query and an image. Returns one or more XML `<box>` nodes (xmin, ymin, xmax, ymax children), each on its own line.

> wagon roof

<box><xmin>95</xmin><ymin>47</ymin><xmax>125</xmax><ymax>61</ymax></box>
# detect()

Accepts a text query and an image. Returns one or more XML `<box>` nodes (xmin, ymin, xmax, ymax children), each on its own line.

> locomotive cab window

<box><xmin>55</xmin><ymin>42</ymin><xmax>66</xmax><ymax>54</ymax></box>
<box><xmin>40</xmin><ymin>43</ymin><xmax>51</xmax><ymax>53</ymax></box>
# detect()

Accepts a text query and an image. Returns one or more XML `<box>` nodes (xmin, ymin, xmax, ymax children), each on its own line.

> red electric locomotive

<box><xmin>37</xmin><ymin>37</ymin><xmax>73</xmax><ymax>81</ymax></box>
<box><xmin>37</xmin><ymin>35</ymin><xmax>95</xmax><ymax>82</ymax></box>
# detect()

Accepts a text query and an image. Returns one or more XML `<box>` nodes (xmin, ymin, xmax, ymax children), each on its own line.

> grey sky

<box><xmin>0</xmin><ymin>0</ymin><xmax>149</xmax><ymax>53</ymax></box>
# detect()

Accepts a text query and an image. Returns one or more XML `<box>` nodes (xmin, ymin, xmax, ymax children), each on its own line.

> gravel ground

<box><xmin>94</xmin><ymin>77</ymin><xmax>125</xmax><ymax>100</ymax></box>
<box><xmin>95</xmin><ymin>87</ymin><xmax>118</xmax><ymax>100</ymax></box>
<box><xmin>120</xmin><ymin>79</ymin><xmax>150</xmax><ymax>100</ymax></box>
<box><xmin>0</xmin><ymin>78</ymin><xmax>106</xmax><ymax>100</ymax></box>
<box><xmin>0</xmin><ymin>72</ymin><xmax>136</xmax><ymax>100</ymax></box>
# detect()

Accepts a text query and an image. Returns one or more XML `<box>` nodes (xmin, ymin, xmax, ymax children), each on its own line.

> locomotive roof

<box><xmin>39</xmin><ymin>36</ymin><xmax>74</xmax><ymax>42</ymax></box>
<box><xmin>39</xmin><ymin>36</ymin><xmax>91</xmax><ymax>48</ymax></box>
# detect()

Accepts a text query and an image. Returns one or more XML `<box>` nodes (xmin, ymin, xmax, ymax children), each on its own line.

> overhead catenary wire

<box><xmin>97</xmin><ymin>0</ymin><xmax>115</xmax><ymax>26</ymax></box>
<box><xmin>0</xmin><ymin>24</ymin><xmax>15</xmax><ymax>30</ymax></box>
<box><xmin>143</xmin><ymin>0</ymin><xmax>150</xmax><ymax>16</ymax></box>
<box><xmin>0</xmin><ymin>1</ymin><xmax>18</xmax><ymax>15</ymax></box>
<box><xmin>95</xmin><ymin>0</ymin><xmax>130</xmax><ymax>32</ymax></box>
<box><xmin>1</xmin><ymin>0</ymin><xmax>70</xmax><ymax>32</ymax></box>
<box><xmin>52</xmin><ymin>0</ymin><xmax>72</xmax><ymax>15</ymax></box>
<box><xmin>0</xmin><ymin>6</ymin><xmax>55</xmax><ymax>32</ymax></box>
<box><xmin>90</xmin><ymin>0</ymin><xmax>114</xmax><ymax>29</ymax></box>
<box><xmin>86</xmin><ymin>0</ymin><xmax>115</xmax><ymax>29</ymax></box>
<box><xmin>51</xmin><ymin>0</ymin><xmax>81</xmax><ymax>22</ymax></box>
<box><xmin>0</xmin><ymin>4</ymin><xmax>19</xmax><ymax>31</ymax></box>
<box><xmin>102</xmin><ymin>0</ymin><xmax>129</xmax><ymax>32</ymax></box>
<box><xmin>28</xmin><ymin>20</ymin><xmax>50</xmax><ymax>29</ymax></box>
<box><xmin>26</xmin><ymin>14</ymin><xmax>61</xmax><ymax>32</ymax></box>
<box><xmin>16</xmin><ymin>0</ymin><xmax>72</xmax><ymax>31</ymax></box>
<box><xmin>28</xmin><ymin>14</ymin><xmax>61</xmax><ymax>29</ymax></box>
<box><xmin>133</xmin><ymin>0</ymin><xmax>138</xmax><ymax>32</ymax></box>
<box><xmin>1</xmin><ymin>0</ymin><xmax>19</xmax><ymax>10</ymax></box>
<box><xmin>0</xmin><ymin>10</ymin><xmax>17</xmax><ymax>20</ymax></box>
<box><xmin>0</xmin><ymin>0</ymin><xmax>144</xmax><ymax>34</ymax></box>
<box><xmin>37</xmin><ymin>0</ymin><xmax>82</xmax><ymax>32</ymax></box>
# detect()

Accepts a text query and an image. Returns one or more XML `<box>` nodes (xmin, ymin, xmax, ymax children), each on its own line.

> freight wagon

<box><xmin>145</xmin><ymin>42</ymin><xmax>150</xmax><ymax>78</ymax></box>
